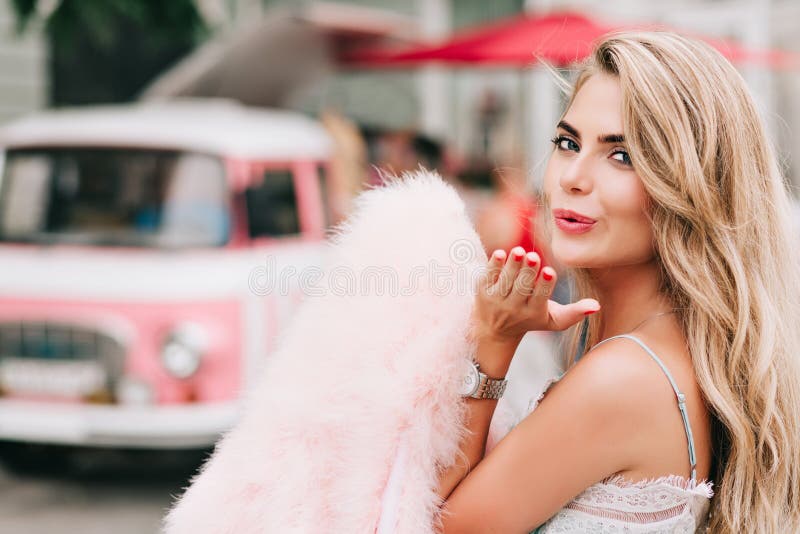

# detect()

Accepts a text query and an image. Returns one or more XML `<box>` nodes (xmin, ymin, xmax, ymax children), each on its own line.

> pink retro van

<box><xmin>0</xmin><ymin>100</ymin><xmax>333</xmax><ymax>448</ymax></box>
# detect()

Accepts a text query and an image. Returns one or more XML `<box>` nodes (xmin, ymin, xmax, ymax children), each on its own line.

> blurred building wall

<box><xmin>0</xmin><ymin>1</ymin><xmax>47</xmax><ymax>123</ymax></box>
<box><xmin>256</xmin><ymin>0</ymin><xmax>419</xmax><ymax>131</ymax></box>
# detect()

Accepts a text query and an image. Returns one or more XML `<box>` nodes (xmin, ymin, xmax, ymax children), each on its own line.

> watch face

<box><xmin>459</xmin><ymin>362</ymin><xmax>480</xmax><ymax>396</ymax></box>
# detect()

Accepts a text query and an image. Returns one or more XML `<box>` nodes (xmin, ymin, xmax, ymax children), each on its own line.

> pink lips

<box><xmin>553</xmin><ymin>208</ymin><xmax>597</xmax><ymax>234</ymax></box>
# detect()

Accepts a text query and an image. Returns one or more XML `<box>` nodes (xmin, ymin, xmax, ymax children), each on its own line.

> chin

<box><xmin>551</xmin><ymin>240</ymin><xmax>598</xmax><ymax>269</ymax></box>
<box><xmin>557</xmin><ymin>258</ymin><xmax>596</xmax><ymax>269</ymax></box>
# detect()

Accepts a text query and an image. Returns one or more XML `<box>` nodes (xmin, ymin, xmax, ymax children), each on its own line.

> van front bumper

<box><xmin>0</xmin><ymin>399</ymin><xmax>240</xmax><ymax>448</ymax></box>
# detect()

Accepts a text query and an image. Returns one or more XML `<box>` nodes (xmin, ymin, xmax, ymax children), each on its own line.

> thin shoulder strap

<box><xmin>592</xmin><ymin>333</ymin><xmax>698</xmax><ymax>482</ymax></box>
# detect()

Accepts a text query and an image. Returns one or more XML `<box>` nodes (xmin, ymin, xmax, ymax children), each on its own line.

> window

<box><xmin>245</xmin><ymin>169</ymin><xmax>300</xmax><ymax>237</ymax></box>
<box><xmin>0</xmin><ymin>148</ymin><xmax>229</xmax><ymax>248</ymax></box>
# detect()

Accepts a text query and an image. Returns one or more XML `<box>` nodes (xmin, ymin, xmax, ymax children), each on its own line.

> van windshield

<box><xmin>0</xmin><ymin>148</ymin><xmax>230</xmax><ymax>248</ymax></box>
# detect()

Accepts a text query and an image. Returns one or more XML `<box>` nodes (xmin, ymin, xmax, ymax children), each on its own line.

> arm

<box><xmin>434</xmin><ymin>246</ymin><xmax>600</xmax><ymax>523</ymax></box>
<box><xmin>435</xmin><ymin>336</ymin><xmax>518</xmax><ymax>501</ymax></box>
<box><xmin>437</xmin><ymin>346</ymin><xmax>649</xmax><ymax>533</ymax></box>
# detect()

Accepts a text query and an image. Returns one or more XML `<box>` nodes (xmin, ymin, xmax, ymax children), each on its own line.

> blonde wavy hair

<box><xmin>551</xmin><ymin>32</ymin><xmax>800</xmax><ymax>532</ymax></box>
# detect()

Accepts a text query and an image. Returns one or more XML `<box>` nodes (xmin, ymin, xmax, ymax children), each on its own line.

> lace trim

<box><xmin>601</xmin><ymin>474</ymin><xmax>714</xmax><ymax>499</ymax></box>
<box><xmin>562</xmin><ymin>473</ymin><xmax>713</xmax><ymax>526</ymax></box>
<box><xmin>565</xmin><ymin>500</ymin><xmax>688</xmax><ymax>524</ymax></box>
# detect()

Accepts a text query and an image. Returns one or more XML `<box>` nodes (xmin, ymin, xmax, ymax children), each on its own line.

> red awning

<box><xmin>341</xmin><ymin>11</ymin><xmax>799</xmax><ymax>69</ymax></box>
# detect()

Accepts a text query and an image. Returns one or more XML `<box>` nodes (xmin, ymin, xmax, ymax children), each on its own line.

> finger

<box><xmin>476</xmin><ymin>249</ymin><xmax>506</xmax><ymax>295</ymax></box>
<box><xmin>509</xmin><ymin>251</ymin><xmax>541</xmax><ymax>305</ymax></box>
<box><xmin>495</xmin><ymin>246</ymin><xmax>526</xmax><ymax>297</ymax></box>
<box><xmin>486</xmin><ymin>249</ymin><xmax>506</xmax><ymax>286</ymax></box>
<box><xmin>528</xmin><ymin>265</ymin><xmax>557</xmax><ymax>306</ymax></box>
<box><xmin>546</xmin><ymin>298</ymin><xmax>601</xmax><ymax>331</ymax></box>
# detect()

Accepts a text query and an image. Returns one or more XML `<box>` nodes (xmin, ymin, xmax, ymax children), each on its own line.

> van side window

<box><xmin>245</xmin><ymin>169</ymin><xmax>300</xmax><ymax>237</ymax></box>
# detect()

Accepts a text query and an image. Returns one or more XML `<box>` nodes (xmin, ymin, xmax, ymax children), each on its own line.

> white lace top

<box><xmin>529</xmin><ymin>334</ymin><xmax>714</xmax><ymax>533</ymax></box>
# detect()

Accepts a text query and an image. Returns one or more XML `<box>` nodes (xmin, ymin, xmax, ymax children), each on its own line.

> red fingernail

<box><xmin>542</xmin><ymin>270</ymin><xmax>553</xmax><ymax>281</ymax></box>
<box><xmin>512</xmin><ymin>250</ymin><xmax>524</xmax><ymax>261</ymax></box>
<box><xmin>526</xmin><ymin>257</ymin><xmax>538</xmax><ymax>267</ymax></box>
<box><xmin>584</xmin><ymin>310</ymin><xmax>597</xmax><ymax>315</ymax></box>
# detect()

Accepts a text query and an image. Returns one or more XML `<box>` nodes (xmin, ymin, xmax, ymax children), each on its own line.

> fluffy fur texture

<box><xmin>162</xmin><ymin>170</ymin><xmax>518</xmax><ymax>534</ymax></box>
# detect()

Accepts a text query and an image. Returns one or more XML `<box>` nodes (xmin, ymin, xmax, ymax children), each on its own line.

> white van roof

<box><xmin>0</xmin><ymin>100</ymin><xmax>333</xmax><ymax>160</ymax></box>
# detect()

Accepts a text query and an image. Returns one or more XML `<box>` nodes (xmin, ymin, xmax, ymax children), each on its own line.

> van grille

<box><xmin>0</xmin><ymin>321</ymin><xmax>126</xmax><ymax>399</ymax></box>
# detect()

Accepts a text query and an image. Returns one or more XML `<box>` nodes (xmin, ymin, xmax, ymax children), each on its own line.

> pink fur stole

<box><xmin>162</xmin><ymin>170</ymin><xmax>517</xmax><ymax>534</ymax></box>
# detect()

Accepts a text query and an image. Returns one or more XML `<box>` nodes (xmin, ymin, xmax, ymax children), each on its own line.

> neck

<box><xmin>589</xmin><ymin>259</ymin><xmax>673</xmax><ymax>340</ymax></box>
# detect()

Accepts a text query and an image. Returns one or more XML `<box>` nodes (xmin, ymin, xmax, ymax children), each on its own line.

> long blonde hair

<box><xmin>554</xmin><ymin>32</ymin><xmax>800</xmax><ymax>532</ymax></box>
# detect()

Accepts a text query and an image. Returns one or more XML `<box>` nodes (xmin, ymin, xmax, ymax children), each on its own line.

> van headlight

<box><xmin>161</xmin><ymin>323</ymin><xmax>206</xmax><ymax>379</ymax></box>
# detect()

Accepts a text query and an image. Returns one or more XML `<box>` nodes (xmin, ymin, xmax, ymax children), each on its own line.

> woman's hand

<box><xmin>471</xmin><ymin>247</ymin><xmax>600</xmax><ymax>348</ymax></box>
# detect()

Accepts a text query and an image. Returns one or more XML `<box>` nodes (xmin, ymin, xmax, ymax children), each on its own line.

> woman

<box><xmin>436</xmin><ymin>32</ymin><xmax>800</xmax><ymax>533</ymax></box>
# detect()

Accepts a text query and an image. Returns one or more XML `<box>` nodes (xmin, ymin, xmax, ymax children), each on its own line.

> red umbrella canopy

<box><xmin>344</xmin><ymin>12</ymin><xmax>606</xmax><ymax>67</ymax></box>
<box><xmin>342</xmin><ymin>11</ymin><xmax>798</xmax><ymax>69</ymax></box>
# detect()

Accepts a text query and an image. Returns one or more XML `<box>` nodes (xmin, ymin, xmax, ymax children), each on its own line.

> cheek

<box><xmin>599</xmin><ymin>175</ymin><xmax>653</xmax><ymax>262</ymax></box>
<box><xmin>601</xmin><ymin>174</ymin><xmax>647</xmax><ymax>215</ymax></box>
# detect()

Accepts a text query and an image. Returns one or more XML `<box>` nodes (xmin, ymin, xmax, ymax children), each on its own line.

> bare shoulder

<box><xmin>514</xmin><ymin>335</ymin><xmax>682</xmax><ymax>480</ymax></box>
<box><xmin>541</xmin><ymin>333</ymin><xmax>710</xmax><ymax>481</ymax></box>
<box><xmin>545</xmin><ymin>336</ymin><xmax>674</xmax><ymax>420</ymax></box>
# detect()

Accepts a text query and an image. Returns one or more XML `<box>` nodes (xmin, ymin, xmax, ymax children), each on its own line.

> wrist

<box><xmin>474</xmin><ymin>337</ymin><xmax>519</xmax><ymax>378</ymax></box>
<box><xmin>475</xmin><ymin>359</ymin><xmax>511</xmax><ymax>380</ymax></box>
<box><xmin>470</xmin><ymin>325</ymin><xmax>523</xmax><ymax>347</ymax></box>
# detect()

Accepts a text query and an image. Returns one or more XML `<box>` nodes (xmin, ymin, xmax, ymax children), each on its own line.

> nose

<box><xmin>558</xmin><ymin>156</ymin><xmax>593</xmax><ymax>195</ymax></box>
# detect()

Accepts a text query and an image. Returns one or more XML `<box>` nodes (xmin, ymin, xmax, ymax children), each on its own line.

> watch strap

<box><xmin>470</xmin><ymin>368</ymin><xmax>507</xmax><ymax>400</ymax></box>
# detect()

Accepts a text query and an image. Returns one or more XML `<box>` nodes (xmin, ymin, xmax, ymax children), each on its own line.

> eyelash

<box><xmin>550</xmin><ymin>135</ymin><xmax>577</xmax><ymax>152</ymax></box>
<box><xmin>550</xmin><ymin>135</ymin><xmax>632</xmax><ymax>167</ymax></box>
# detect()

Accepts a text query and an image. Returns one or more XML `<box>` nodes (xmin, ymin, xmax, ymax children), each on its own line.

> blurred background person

<box><xmin>320</xmin><ymin>109</ymin><xmax>369</xmax><ymax>226</ymax></box>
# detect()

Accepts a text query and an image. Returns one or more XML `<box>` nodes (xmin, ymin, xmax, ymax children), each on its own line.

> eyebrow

<box><xmin>557</xmin><ymin>120</ymin><xmax>625</xmax><ymax>144</ymax></box>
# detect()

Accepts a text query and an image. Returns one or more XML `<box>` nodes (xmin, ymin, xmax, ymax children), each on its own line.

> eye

<box><xmin>551</xmin><ymin>135</ymin><xmax>579</xmax><ymax>153</ymax></box>
<box><xmin>610</xmin><ymin>149</ymin><xmax>632</xmax><ymax>166</ymax></box>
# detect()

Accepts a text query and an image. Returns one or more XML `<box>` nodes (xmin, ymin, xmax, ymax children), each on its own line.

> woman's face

<box><xmin>543</xmin><ymin>73</ymin><xmax>653</xmax><ymax>269</ymax></box>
